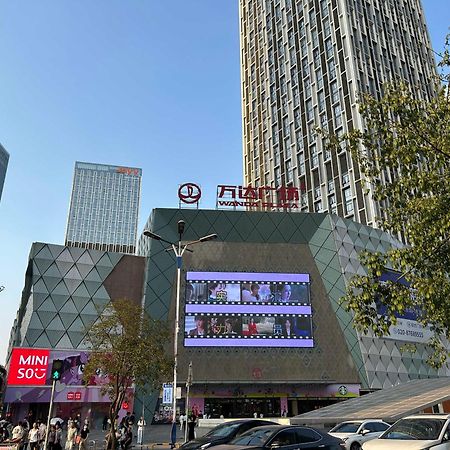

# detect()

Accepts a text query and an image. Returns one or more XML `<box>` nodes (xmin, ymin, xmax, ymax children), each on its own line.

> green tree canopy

<box><xmin>83</xmin><ymin>299</ymin><xmax>172</xmax><ymax>448</ymax></box>
<box><xmin>336</xmin><ymin>39</ymin><xmax>450</xmax><ymax>368</ymax></box>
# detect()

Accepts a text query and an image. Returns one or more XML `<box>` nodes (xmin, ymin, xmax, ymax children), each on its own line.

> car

<box><xmin>328</xmin><ymin>420</ymin><xmax>390</xmax><ymax>450</ymax></box>
<box><xmin>362</xmin><ymin>413</ymin><xmax>450</xmax><ymax>449</ymax></box>
<box><xmin>179</xmin><ymin>419</ymin><xmax>277</xmax><ymax>450</ymax></box>
<box><xmin>211</xmin><ymin>424</ymin><xmax>343</xmax><ymax>450</ymax></box>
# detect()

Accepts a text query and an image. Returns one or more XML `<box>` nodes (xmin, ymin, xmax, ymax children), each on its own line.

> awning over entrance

<box><xmin>290</xmin><ymin>378</ymin><xmax>450</xmax><ymax>425</ymax></box>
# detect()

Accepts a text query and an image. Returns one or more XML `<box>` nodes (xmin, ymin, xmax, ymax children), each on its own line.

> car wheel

<box><xmin>350</xmin><ymin>443</ymin><xmax>361</xmax><ymax>450</ymax></box>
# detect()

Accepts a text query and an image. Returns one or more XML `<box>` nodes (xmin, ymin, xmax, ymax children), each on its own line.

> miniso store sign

<box><xmin>7</xmin><ymin>348</ymin><xmax>50</xmax><ymax>385</ymax></box>
<box><xmin>178</xmin><ymin>182</ymin><xmax>306</xmax><ymax>210</ymax></box>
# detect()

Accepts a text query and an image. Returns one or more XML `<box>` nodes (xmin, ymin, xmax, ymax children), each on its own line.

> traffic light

<box><xmin>51</xmin><ymin>359</ymin><xmax>63</xmax><ymax>381</ymax></box>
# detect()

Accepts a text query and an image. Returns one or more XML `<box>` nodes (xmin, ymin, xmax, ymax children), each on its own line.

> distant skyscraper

<box><xmin>239</xmin><ymin>0</ymin><xmax>436</xmax><ymax>226</ymax></box>
<box><xmin>65</xmin><ymin>161</ymin><xmax>142</xmax><ymax>254</ymax></box>
<box><xmin>0</xmin><ymin>144</ymin><xmax>9</xmax><ymax>203</ymax></box>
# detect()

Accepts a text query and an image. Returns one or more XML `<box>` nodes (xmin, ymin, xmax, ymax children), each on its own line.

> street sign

<box><xmin>162</xmin><ymin>383</ymin><xmax>173</xmax><ymax>404</ymax></box>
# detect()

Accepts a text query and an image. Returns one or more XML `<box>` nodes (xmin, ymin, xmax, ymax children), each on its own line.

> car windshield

<box><xmin>231</xmin><ymin>428</ymin><xmax>275</xmax><ymax>446</ymax></box>
<box><xmin>380</xmin><ymin>419</ymin><xmax>446</xmax><ymax>441</ymax></box>
<box><xmin>204</xmin><ymin>422</ymin><xmax>242</xmax><ymax>438</ymax></box>
<box><xmin>330</xmin><ymin>422</ymin><xmax>361</xmax><ymax>433</ymax></box>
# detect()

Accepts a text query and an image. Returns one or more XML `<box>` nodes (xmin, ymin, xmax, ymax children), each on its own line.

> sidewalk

<box><xmin>87</xmin><ymin>424</ymin><xmax>195</xmax><ymax>450</ymax></box>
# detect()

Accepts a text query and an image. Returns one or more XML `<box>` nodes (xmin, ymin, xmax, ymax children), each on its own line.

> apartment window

<box><xmin>342</xmin><ymin>172</ymin><xmax>350</xmax><ymax>186</ymax></box>
<box><xmin>272</xmin><ymin>124</ymin><xmax>279</xmax><ymax>144</ymax></box>
<box><xmin>304</xmin><ymin>76</ymin><xmax>311</xmax><ymax>98</ymax></box>
<box><xmin>330</xmin><ymin>81</ymin><xmax>339</xmax><ymax>103</ymax></box>
<box><xmin>334</xmin><ymin>104</ymin><xmax>342</xmax><ymax>127</ymax></box>
<box><xmin>275</xmin><ymin>166</ymin><xmax>282</xmax><ymax>186</ymax></box>
<box><xmin>298</xmin><ymin>153</ymin><xmax>305</xmax><ymax>174</ymax></box>
<box><xmin>286</xmin><ymin>160</ymin><xmax>293</xmax><ymax>182</ymax></box>
<box><xmin>294</xmin><ymin>108</ymin><xmax>301</xmax><ymax>128</ymax></box>
<box><xmin>343</xmin><ymin>187</ymin><xmax>354</xmax><ymax>214</ymax></box>
<box><xmin>315</xmin><ymin>200</ymin><xmax>322</xmax><ymax>212</ymax></box>
<box><xmin>299</xmin><ymin>19</ymin><xmax>305</xmax><ymax>37</ymax></box>
<box><xmin>283</xmin><ymin>117</ymin><xmax>290</xmax><ymax>135</ymax></box>
<box><xmin>313</xmin><ymin>49</ymin><xmax>320</xmax><ymax>68</ymax></box>
<box><xmin>325</xmin><ymin>38</ymin><xmax>334</xmax><ymax>59</ymax></box>
<box><xmin>288</xmin><ymin>29</ymin><xmax>294</xmax><ymax>47</ymax></box>
<box><xmin>318</xmin><ymin>91</ymin><xmax>325</xmax><ymax>112</ymax></box>
<box><xmin>328</xmin><ymin>58</ymin><xmax>336</xmax><ymax>79</ymax></box>
<box><xmin>280</xmin><ymin>76</ymin><xmax>287</xmax><ymax>95</ymax></box>
<box><xmin>311</xmin><ymin>29</ymin><xmax>319</xmax><ymax>48</ymax></box>
<box><xmin>323</xmin><ymin>18</ymin><xmax>331</xmax><ymax>37</ymax></box>
<box><xmin>293</xmin><ymin>87</ymin><xmax>300</xmax><ymax>107</ymax></box>
<box><xmin>306</xmin><ymin>99</ymin><xmax>314</xmax><ymax>122</ymax></box>
<box><xmin>316</xmin><ymin>68</ymin><xmax>323</xmax><ymax>88</ymax></box>
<box><xmin>328</xmin><ymin>179</ymin><xmax>335</xmax><ymax>193</ymax></box>
<box><xmin>301</xmin><ymin>192</ymin><xmax>308</xmax><ymax>207</ymax></box>
<box><xmin>314</xmin><ymin>186</ymin><xmax>321</xmax><ymax>199</ymax></box>
<box><xmin>311</xmin><ymin>145</ymin><xmax>318</xmax><ymax>167</ymax></box>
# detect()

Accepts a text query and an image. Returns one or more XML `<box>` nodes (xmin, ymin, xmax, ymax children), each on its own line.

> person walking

<box><xmin>179</xmin><ymin>413</ymin><xmax>185</xmax><ymax>432</ymax></box>
<box><xmin>54</xmin><ymin>424</ymin><xmax>62</xmax><ymax>450</ymax></box>
<box><xmin>65</xmin><ymin>422</ymin><xmax>77</xmax><ymax>450</ymax></box>
<box><xmin>28</xmin><ymin>424</ymin><xmax>39</xmax><ymax>450</ymax></box>
<box><xmin>136</xmin><ymin>417</ymin><xmax>146</xmax><ymax>445</ymax></box>
<box><xmin>78</xmin><ymin>425</ymin><xmax>89</xmax><ymax>450</ymax></box>
<box><xmin>187</xmin><ymin>415</ymin><xmax>197</xmax><ymax>441</ymax></box>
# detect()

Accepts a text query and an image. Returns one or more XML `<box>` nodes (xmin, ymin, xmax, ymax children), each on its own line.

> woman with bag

<box><xmin>65</xmin><ymin>422</ymin><xmax>77</xmax><ymax>450</ymax></box>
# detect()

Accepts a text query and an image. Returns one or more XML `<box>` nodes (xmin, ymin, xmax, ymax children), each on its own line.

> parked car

<box><xmin>328</xmin><ymin>420</ymin><xmax>390</xmax><ymax>450</ymax></box>
<box><xmin>212</xmin><ymin>424</ymin><xmax>343</xmax><ymax>450</ymax></box>
<box><xmin>179</xmin><ymin>419</ymin><xmax>277</xmax><ymax>450</ymax></box>
<box><xmin>362</xmin><ymin>414</ymin><xmax>450</xmax><ymax>449</ymax></box>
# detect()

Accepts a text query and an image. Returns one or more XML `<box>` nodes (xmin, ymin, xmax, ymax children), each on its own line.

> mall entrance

<box><xmin>204</xmin><ymin>397</ymin><xmax>281</xmax><ymax>418</ymax></box>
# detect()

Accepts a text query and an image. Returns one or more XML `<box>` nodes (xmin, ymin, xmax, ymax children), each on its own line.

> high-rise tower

<box><xmin>239</xmin><ymin>0</ymin><xmax>436</xmax><ymax>226</ymax></box>
<box><xmin>65</xmin><ymin>161</ymin><xmax>141</xmax><ymax>254</ymax></box>
<box><xmin>0</xmin><ymin>144</ymin><xmax>9</xmax><ymax>203</ymax></box>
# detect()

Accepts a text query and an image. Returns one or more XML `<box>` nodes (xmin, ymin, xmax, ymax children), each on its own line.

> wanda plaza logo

<box><xmin>178</xmin><ymin>183</ymin><xmax>306</xmax><ymax>209</ymax></box>
<box><xmin>7</xmin><ymin>348</ymin><xmax>50</xmax><ymax>385</ymax></box>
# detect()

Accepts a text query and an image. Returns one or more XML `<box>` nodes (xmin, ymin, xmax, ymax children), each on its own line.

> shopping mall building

<box><xmin>4</xmin><ymin>208</ymin><xmax>448</xmax><ymax>425</ymax></box>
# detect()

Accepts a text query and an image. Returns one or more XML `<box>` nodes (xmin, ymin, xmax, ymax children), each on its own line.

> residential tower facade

<box><xmin>239</xmin><ymin>0</ymin><xmax>436</xmax><ymax>226</ymax></box>
<box><xmin>65</xmin><ymin>161</ymin><xmax>141</xmax><ymax>254</ymax></box>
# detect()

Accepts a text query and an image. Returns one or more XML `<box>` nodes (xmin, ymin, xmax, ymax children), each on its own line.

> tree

<box><xmin>334</xmin><ymin>38</ymin><xmax>450</xmax><ymax>368</ymax></box>
<box><xmin>83</xmin><ymin>299</ymin><xmax>172</xmax><ymax>449</ymax></box>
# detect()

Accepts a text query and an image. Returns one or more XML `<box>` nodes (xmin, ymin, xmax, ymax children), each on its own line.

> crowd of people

<box><xmin>0</xmin><ymin>414</ymin><xmax>89</xmax><ymax>450</ymax></box>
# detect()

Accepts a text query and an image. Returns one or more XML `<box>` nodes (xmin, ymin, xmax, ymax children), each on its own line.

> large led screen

<box><xmin>184</xmin><ymin>271</ymin><xmax>313</xmax><ymax>348</ymax></box>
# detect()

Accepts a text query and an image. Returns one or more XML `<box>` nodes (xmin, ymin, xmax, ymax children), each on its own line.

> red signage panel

<box><xmin>7</xmin><ymin>348</ymin><xmax>50</xmax><ymax>386</ymax></box>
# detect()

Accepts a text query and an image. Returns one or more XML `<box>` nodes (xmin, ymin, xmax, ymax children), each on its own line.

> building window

<box><xmin>298</xmin><ymin>153</ymin><xmax>305</xmax><ymax>174</ymax></box>
<box><xmin>343</xmin><ymin>187</ymin><xmax>354</xmax><ymax>214</ymax></box>
<box><xmin>328</xmin><ymin>179</ymin><xmax>335</xmax><ymax>193</ymax></box>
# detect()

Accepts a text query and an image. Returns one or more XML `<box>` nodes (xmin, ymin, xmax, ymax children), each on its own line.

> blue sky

<box><xmin>0</xmin><ymin>1</ymin><xmax>448</xmax><ymax>363</ymax></box>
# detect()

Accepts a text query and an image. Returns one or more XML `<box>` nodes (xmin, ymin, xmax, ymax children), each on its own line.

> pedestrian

<box><xmin>47</xmin><ymin>425</ymin><xmax>56</xmax><ymax>450</ymax></box>
<box><xmin>120</xmin><ymin>426</ymin><xmax>132</xmax><ymax>450</ymax></box>
<box><xmin>38</xmin><ymin>421</ymin><xmax>46</xmax><ymax>449</ymax></box>
<box><xmin>187</xmin><ymin>415</ymin><xmax>196</xmax><ymax>441</ymax></box>
<box><xmin>28</xmin><ymin>423</ymin><xmax>39</xmax><ymax>450</ymax></box>
<box><xmin>136</xmin><ymin>417</ymin><xmax>146</xmax><ymax>445</ymax></box>
<box><xmin>78</xmin><ymin>425</ymin><xmax>89</xmax><ymax>450</ymax></box>
<box><xmin>102</xmin><ymin>416</ymin><xmax>108</xmax><ymax>432</ymax></box>
<box><xmin>65</xmin><ymin>422</ymin><xmax>77</xmax><ymax>450</ymax></box>
<box><xmin>54</xmin><ymin>423</ymin><xmax>63</xmax><ymax>450</ymax></box>
<box><xmin>179</xmin><ymin>413</ymin><xmax>185</xmax><ymax>431</ymax></box>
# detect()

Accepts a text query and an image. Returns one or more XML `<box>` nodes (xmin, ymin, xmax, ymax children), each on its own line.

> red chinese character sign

<box><xmin>7</xmin><ymin>348</ymin><xmax>50</xmax><ymax>385</ymax></box>
<box><xmin>216</xmin><ymin>184</ymin><xmax>306</xmax><ymax>210</ymax></box>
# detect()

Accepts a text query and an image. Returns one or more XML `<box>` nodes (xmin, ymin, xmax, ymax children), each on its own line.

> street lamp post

<box><xmin>143</xmin><ymin>221</ymin><xmax>217</xmax><ymax>447</ymax></box>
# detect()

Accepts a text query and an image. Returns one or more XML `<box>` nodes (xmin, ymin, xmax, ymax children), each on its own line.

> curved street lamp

<box><xmin>143</xmin><ymin>220</ymin><xmax>217</xmax><ymax>446</ymax></box>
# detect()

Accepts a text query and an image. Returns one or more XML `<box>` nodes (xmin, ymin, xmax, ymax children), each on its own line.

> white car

<box><xmin>362</xmin><ymin>414</ymin><xmax>450</xmax><ymax>449</ymax></box>
<box><xmin>329</xmin><ymin>420</ymin><xmax>390</xmax><ymax>450</ymax></box>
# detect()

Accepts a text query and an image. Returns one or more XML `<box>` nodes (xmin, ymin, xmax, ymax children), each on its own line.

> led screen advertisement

<box><xmin>184</xmin><ymin>271</ymin><xmax>313</xmax><ymax>348</ymax></box>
